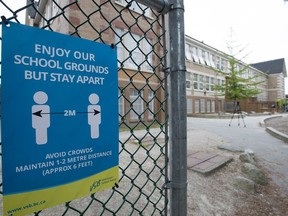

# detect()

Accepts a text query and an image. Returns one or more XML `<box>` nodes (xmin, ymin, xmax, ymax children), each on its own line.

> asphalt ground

<box><xmin>187</xmin><ymin>114</ymin><xmax>288</xmax><ymax>196</ymax></box>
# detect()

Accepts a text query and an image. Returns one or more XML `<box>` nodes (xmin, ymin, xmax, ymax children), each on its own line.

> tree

<box><xmin>276</xmin><ymin>98</ymin><xmax>287</xmax><ymax>112</ymax></box>
<box><xmin>212</xmin><ymin>56</ymin><xmax>263</xmax><ymax>101</ymax></box>
<box><xmin>212</xmin><ymin>29</ymin><xmax>264</xmax><ymax>103</ymax></box>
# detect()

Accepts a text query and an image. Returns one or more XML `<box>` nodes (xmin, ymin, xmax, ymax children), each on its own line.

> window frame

<box><xmin>185</xmin><ymin>43</ymin><xmax>193</xmax><ymax>61</ymax></box>
<box><xmin>198</xmin><ymin>49</ymin><xmax>206</xmax><ymax>65</ymax></box>
<box><xmin>130</xmin><ymin>89</ymin><xmax>144</xmax><ymax>120</ymax></box>
<box><xmin>199</xmin><ymin>75</ymin><xmax>204</xmax><ymax>91</ymax></box>
<box><xmin>186</xmin><ymin>72</ymin><xmax>192</xmax><ymax>89</ymax></box>
<box><xmin>192</xmin><ymin>47</ymin><xmax>200</xmax><ymax>63</ymax></box>
<box><xmin>195</xmin><ymin>100</ymin><xmax>200</xmax><ymax>113</ymax></box>
<box><xmin>200</xmin><ymin>99</ymin><xmax>205</xmax><ymax>113</ymax></box>
<box><xmin>147</xmin><ymin>90</ymin><xmax>154</xmax><ymax>119</ymax></box>
<box><xmin>187</xmin><ymin>98</ymin><xmax>193</xmax><ymax>114</ymax></box>
<box><xmin>193</xmin><ymin>73</ymin><xmax>199</xmax><ymax>90</ymax></box>
<box><xmin>118</xmin><ymin>89</ymin><xmax>125</xmax><ymax>121</ymax></box>
<box><xmin>115</xmin><ymin>28</ymin><xmax>153</xmax><ymax>72</ymax></box>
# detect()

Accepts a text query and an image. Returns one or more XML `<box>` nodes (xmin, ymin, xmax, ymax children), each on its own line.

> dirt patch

<box><xmin>265</xmin><ymin>116</ymin><xmax>288</xmax><ymax>135</ymax></box>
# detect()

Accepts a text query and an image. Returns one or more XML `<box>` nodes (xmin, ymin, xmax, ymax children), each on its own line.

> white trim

<box><xmin>115</xmin><ymin>0</ymin><xmax>152</xmax><ymax>18</ymax></box>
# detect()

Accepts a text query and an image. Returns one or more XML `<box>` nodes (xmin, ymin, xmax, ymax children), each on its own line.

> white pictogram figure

<box><xmin>32</xmin><ymin>91</ymin><xmax>50</xmax><ymax>144</ymax></box>
<box><xmin>88</xmin><ymin>93</ymin><xmax>101</xmax><ymax>139</ymax></box>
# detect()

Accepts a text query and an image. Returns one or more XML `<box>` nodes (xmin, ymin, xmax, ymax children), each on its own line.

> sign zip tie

<box><xmin>1</xmin><ymin>16</ymin><xmax>9</xmax><ymax>25</ymax></box>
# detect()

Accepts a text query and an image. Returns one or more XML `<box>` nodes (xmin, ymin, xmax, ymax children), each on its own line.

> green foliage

<box><xmin>277</xmin><ymin>98</ymin><xmax>287</xmax><ymax>111</ymax></box>
<box><xmin>212</xmin><ymin>55</ymin><xmax>264</xmax><ymax>101</ymax></box>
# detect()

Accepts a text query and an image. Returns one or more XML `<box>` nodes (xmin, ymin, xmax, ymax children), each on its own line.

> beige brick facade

<box><xmin>29</xmin><ymin>0</ymin><xmax>165</xmax><ymax>124</ymax></box>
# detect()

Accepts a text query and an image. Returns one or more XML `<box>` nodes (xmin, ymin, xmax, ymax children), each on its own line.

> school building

<box><xmin>27</xmin><ymin>0</ymin><xmax>166</xmax><ymax>125</ymax></box>
<box><xmin>26</xmin><ymin>0</ymin><xmax>287</xmax><ymax>124</ymax></box>
<box><xmin>185</xmin><ymin>35</ymin><xmax>287</xmax><ymax>114</ymax></box>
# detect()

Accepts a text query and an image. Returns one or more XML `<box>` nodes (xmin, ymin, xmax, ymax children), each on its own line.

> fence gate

<box><xmin>0</xmin><ymin>0</ymin><xmax>176</xmax><ymax>215</ymax></box>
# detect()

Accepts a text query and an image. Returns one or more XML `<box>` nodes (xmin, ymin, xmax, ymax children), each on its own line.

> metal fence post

<box><xmin>130</xmin><ymin>1</ymin><xmax>187</xmax><ymax>214</ymax></box>
<box><xmin>168</xmin><ymin>0</ymin><xmax>187</xmax><ymax>215</ymax></box>
<box><xmin>134</xmin><ymin>0</ymin><xmax>170</xmax><ymax>13</ymax></box>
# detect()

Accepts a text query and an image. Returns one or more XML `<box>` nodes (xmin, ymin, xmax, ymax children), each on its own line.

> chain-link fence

<box><xmin>0</xmin><ymin>0</ymin><xmax>179</xmax><ymax>215</ymax></box>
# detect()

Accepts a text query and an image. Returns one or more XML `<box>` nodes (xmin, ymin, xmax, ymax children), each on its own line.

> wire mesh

<box><xmin>0</xmin><ymin>0</ymin><xmax>169</xmax><ymax>215</ymax></box>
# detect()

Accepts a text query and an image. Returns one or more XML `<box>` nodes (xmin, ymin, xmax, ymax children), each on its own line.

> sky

<box><xmin>184</xmin><ymin>0</ymin><xmax>288</xmax><ymax>93</ymax></box>
<box><xmin>1</xmin><ymin>0</ymin><xmax>288</xmax><ymax>93</ymax></box>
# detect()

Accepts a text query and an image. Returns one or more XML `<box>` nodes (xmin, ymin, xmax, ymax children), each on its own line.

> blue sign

<box><xmin>1</xmin><ymin>22</ymin><xmax>118</xmax><ymax>215</ymax></box>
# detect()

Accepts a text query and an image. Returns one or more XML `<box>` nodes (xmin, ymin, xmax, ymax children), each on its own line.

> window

<box><xmin>216</xmin><ymin>56</ymin><xmax>220</xmax><ymax>69</ymax></box>
<box><xmin>147</xmin><ymin>90</ymin><xmax>154</xmax><ymax>119</ymax></box>
<box><xmin>235</xmin><ymin>64</ymin><xmax>240</xmax><ymax>73</ymax></box>
<box><xmin>199</xmin><ymin>75</ymin><xmax>204</xmax><ymax>90</ymax></box>
<box><xmin>221</xmin><ymin>59</ymin><xmax>228</xmax><ymax>72</ymax></box>
<box><xmin>115</xmin><ymin>28</ymin><xmax>125</xmax><ymax>67</ymax></box>
<box><xmin>220</xmin><ymin>58</ymin><xmax>226</xmax><ymax>71</ymax></box>
<box><xmin>218</xmin><ymin>100</ymin><xmax>222</xmax><ymax>112</ymax></box>
<box><xmin>131</xmin><ymin>1</ymin><xmax>152</xmax><ymax>16</ymax></box>
<box><xmin>217</xmin><ymin>78</ymin><xmax>221</xmax><ymax>88</ymax></box>
<box><xmin>52</xmin><ymin>0</ymin><xmax>59</xmax><ymax>17</ymax></box>
<box><xmin>221</xmin><ymin>80</ymin><xmax>225</xmax><ymax>92</ymax></box>
<box><xmin>244</xmin><ymin>69</ymin><xmax>249</xmax><ymax>79</ymax></box>
<box><xmin>46</xmin><ymin>2</ymin><xmax>52</xmax><ymax>20</ymax></box>
<box><xmin>127</xmin><ymin>33</ymin><xmax>141</xmax><ymax>69</ymax></box>
<box><xmin>211</xmin><ymin>100</ymin><xmax>215</xmax><ymax>112</ymax></box>
<box><xmin>187</xmin><ymin>99</ymin><xmax>193</xmax><ymax>114</ymax></box>
<box><xmin>198</xmin><ymin>49</ymin><xmax>206</xmax><ymax>65</ymax></box>
<box><xmin>192</xmin><ymin>47</ymin><xmax>200</xmax><ymax>63</ymax></box>
<box><xmin>186</xmin><ymin>72</ymin><xmax>192</xmax><ymax>89</ymax></box>
<box><xmin>185</xmin><ymin>44</ymin><xmax>193</xmax><ymax>61</ymax></box>
<box><xmin>195</xmin><ymin>100</ymin><xmax>200</xmax><ymax>113</ymax></box>
<box><xmin>209</xmin><ymin>53</ymin><xmax>215</xmax><ymax>68</ymax></box>
<box><xmin>115</xmin><ymin>28</ymin><xmax>153</xmax><ymax>71</ymax></box>
<box><xmin>143</xmin><ymin>38</ymin><xmax>153</xmax><ymax>71</ymax></box>
<box><xmin>249</xmin><ymin>70</ymin><xmax>256</xmax><ymax>81</ymax></box>
<box><xmin>130</xmin><ymin>89</ymin><xmax>144</xmax><ymax>120</ymax></box>
<box><xmin>200</xmin><ymin>99</ymin><xmax>205</xmax><ymax>113</ymax></box>
<box><xmin>118</xmin><ymin>89</ymin><xmax>125</xmax><ymax>121</ymax></box>
<box><xmin>193</xmin><ymin>74</ymin><xmax>198</xmax><ymax>90</ymax></box>
<box><xmin>205</xmin><ymin>76</ymin><xmax>210</xmax><ymax>91</ymax></box>
<box><xmin>217</xmin><ymin>79</ymin><xmax>223</xmax><ymax>93</ymax></box>
<box><xmin>205</xmin><ymin>52</ymin><xmax>212</xmax><ymax>66</ymax></box>
<box><xmin>207</xmin><ymin>100</ymin><xmax>211</xmax><ymax>113</ymax></box>
<box><xmin>210</xmin><ymin>77</ymin><xmax>215</xmax><ymax>91</ymax></box>
<box><xmin>116</xmin><ymin>0</ymin><xmax>151</xmax><ymax>16</ymax></box>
